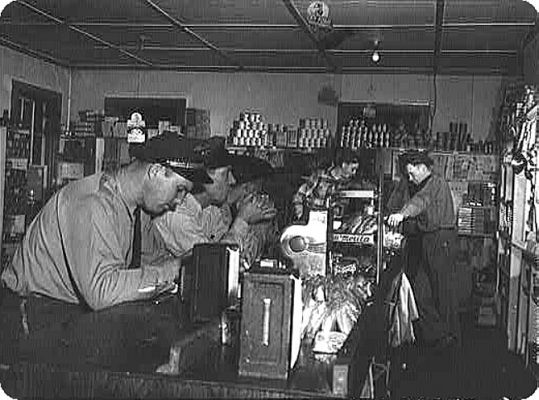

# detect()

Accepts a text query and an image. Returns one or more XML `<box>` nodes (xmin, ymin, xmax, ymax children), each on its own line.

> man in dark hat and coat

<box><xmin>152</xmin><ymin>138</ymin><xmax>277</xmax><ymax>259</ymax></box>
<box><xmin>388</xmin><ymin>150</ymin><xmax>461</xmax><ymax>347</ymax></box>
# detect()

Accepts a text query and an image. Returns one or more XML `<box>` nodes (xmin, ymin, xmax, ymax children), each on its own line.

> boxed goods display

<box><xmin>238</xmin><ymin>270</ymin><xmax>302</xmax><ymax>380</ymax></box>
<box><xmin>185</xmin><ymin>108</ymin><xmax>211</xmax><ymax>139</ymax></box>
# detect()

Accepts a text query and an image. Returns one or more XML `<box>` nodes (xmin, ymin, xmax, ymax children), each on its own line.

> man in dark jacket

<box><xmin>388</xmin><ymin>151</ymin><xmax>460</xmax><ymax>347</ymax></box>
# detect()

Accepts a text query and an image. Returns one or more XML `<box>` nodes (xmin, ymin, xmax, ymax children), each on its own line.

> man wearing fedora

<box><xmin>151</xmin><ymin>137</ymin><xmax>277</xmax><ymax>259</ymax></box>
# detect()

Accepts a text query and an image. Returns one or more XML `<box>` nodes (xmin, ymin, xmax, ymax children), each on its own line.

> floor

<box><xmin>391</xmin><ymin>313</ymin><xmax>538</xmax><ymax>400</ymax></box>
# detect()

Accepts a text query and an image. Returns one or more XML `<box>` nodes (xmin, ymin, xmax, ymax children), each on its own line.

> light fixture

<box><xmin>371</xmin><ymin>40</ymin><xmax>381</xmax><ymax>63</ymax></box>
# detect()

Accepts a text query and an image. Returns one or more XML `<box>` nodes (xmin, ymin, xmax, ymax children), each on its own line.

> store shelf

<box><xmin>336</xmin><ymin>190</ymin><xmax>376</xmax><ymax>199</ymax></box>
<box><xmin>6</xmin><ymin>158</ymin><xmax>29</xmax><ymax>170</ymax></box>
<box><xmin>226</xmin><ymin>146</ymin><xmax>321</xmax><ymax>154</ymax></box>
<box><xmin>458</xmin><ymin>232</ymin><xmax>496</xmax><ymax>238</ymax></box>
<box><xmin>332</xmin><ymin>233</ymin><xmax>375</xmax><ymax>245</ymax></box>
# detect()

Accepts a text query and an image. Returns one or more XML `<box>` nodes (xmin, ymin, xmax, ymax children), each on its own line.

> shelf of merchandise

<box><xmin>0</xmin><ymin>125</ymin><xmax>31</xmax><ymax>272</ymax></box>
<box><xmin>518</xmin><ymin>249</ymin><xmax>539</xmax><ymax>372</ymax></box>
<box><xmin>497</xmin><ymin>102</ymin><xmax>539</xmax><ymax>381</ymax></box>
<box><xmin>328</xmin><ymin>162</ymin><xmax>384</xmax><ymax>284</ymax></box>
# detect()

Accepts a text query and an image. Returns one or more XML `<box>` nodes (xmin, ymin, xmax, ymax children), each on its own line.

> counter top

<box><xmin>1</xmin><ymin>263</ymin><xmax>401</xmax><ymax>399</ymax></box>
<box><xmin>3</xmin><ymin>294</ymin><xmax>352</xmax><ymax>398</ymax></box>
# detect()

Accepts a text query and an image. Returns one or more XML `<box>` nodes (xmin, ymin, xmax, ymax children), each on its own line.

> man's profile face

<box><xmin>204</xmin><ymin>165</ymin><xmax>236</xmax><ymax>206</ymax></box>
<box><xmin>143</xmin><ymin>165</ymin><xmax>193</xmax><ymax>215</ymax></box>
<box><xmin>406</xmin><ymin>163</ymin><xmax>427</xmax><ymax>185</ymax></box>
<box><xmin>341</xmin><ymin>161</ymin><xmax>359</xmax><ymax>179</ymax></box>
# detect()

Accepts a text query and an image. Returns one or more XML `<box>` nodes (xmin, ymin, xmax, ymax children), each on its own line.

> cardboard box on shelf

<box><xmin>57</xmin><ymin>162</ymin><xmax>84</xmax><ymax>181</ymax></box>
<box><xmin>113</xmin><ymin>122</ymin><xmax>128</xmax><ymax>138</ymax></box>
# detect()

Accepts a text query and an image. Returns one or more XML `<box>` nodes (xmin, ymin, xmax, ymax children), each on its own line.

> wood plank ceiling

<box><xmin>0</xmin><ymin>0</ymin><xmax>537</xmax><ymax>75</ymax></box>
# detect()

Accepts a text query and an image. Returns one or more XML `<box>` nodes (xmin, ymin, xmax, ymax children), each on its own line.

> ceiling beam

<box><xmin>2</xmin><ymin>21</ymin><xmax>534</xmax><ymax>29</ymax></box>
<box><xmin>15</xmin><ymin>0</ymin><xmax>153</xmax><ymax>67</ymax></box>
<box><xmin>433</xmin><ymin>0</ymin><xmax>445</xmax><ymax>74</ymax></box>
<box><xmin>142</xmin><ymin>0</ymin><xmax>242</xmax><ymax>70</ymax></box>
<box><xmin>281</xmin><ymin>0</ymin><xmax>336</xmax><ymax>72</ymax></box>
<box><xmin>86</xmin><ymin>45</ymin><xmax>518</xmax><ymax>56</ymax></box>
<box><xmin>0</xmin><ymin>35</ymin><xmax>70</xmax><ymax>67</ymax></box>
<box><xmin>69</xmin><ymin>63</ymin><xmax>512</xmax><ymax>76</ymax></box>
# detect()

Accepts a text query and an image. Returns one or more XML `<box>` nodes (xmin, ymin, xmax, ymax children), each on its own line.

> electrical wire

<box><xmin>430</xmin><ymin>71</ymin><xmax>437</xmax><ymax>134</ymax></box>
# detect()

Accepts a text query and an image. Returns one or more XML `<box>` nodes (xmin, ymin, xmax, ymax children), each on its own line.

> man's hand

<box><xmin>294</xmin><ymin>204</ymin><xmax>304</xmax><ymax>220</ymax></box>
<box><xmin>387</xmin><ymin>213</ymin><xmax>405</xmax><ymax>228</ymax></box>
<box><xmin>149</xmin><ymin>254</ymin><xmax>182</xmax><ymax>281</ymax></box>
<box><xmin>237</xmin><ymin>193</ymin><xmax>277</xmax><ymax>225</ymax></box>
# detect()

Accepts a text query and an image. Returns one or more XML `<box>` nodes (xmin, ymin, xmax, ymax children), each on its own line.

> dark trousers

<box><xmin>0</xmin><ymin>288</ymin><xmax>86</xmax><ymax>365</ymax></box>
<box><xmin>403</xmin><ymin>229</ymin><xmax>461</xmax><ymax>343</ymax></box>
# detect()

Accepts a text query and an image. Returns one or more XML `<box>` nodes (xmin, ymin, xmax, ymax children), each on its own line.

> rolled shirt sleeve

<box><xmin>155</xmin><ymin>196</ymin><xmax>250</xmax><ymax>258</ymax></box>
<box><xmin>399</xmin><ymin>174</ymin><xmax>455</xmax><ymax>230</ymax></box>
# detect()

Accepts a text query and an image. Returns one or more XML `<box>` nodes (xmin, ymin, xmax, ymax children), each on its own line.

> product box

<box><xmin>113</xmin><ymin>122</ymin><xmax>128</xmax><ymax>138</ymax></box>
<box><xmin>4</xmin><ymin>214</ymin><xmax>26</xmax><ymax>235</ymax></box>
<box><xmin>57</xmin><ymin>161</ymin><xmax>84</xmax><ymax>181</ymax></box>
<box><xmin>238</xmin><ymin>270</ymin><xmax>302</xmax><ymax>380</ymax></box>
<box><xmin>189</xmin><ymin>243</ymin><xmax>240</xmax><ymax>323</ymax></box>
<box><xmin>286</xmin><ymin>127</ymin><xmax>298</xmax><ymax>148</ymax></box>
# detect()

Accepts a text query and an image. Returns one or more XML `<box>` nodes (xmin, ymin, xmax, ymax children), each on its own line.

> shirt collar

<box><xmin>101</xmin><ymin>172</ymin><xmax>138</xmax><ymax>222</ymax></box>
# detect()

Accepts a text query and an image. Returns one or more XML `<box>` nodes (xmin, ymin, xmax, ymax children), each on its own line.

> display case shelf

<box><xmin>336</xmin><ymin>190</ymin><xmax>376</xmax><ymax>199</ymax></box>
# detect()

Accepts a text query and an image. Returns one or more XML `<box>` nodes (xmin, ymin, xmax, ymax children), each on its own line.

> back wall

<box><xmin>70</xmin><ymin>70</ymin><xmax>504</xmax><ymax>142</ymax></box>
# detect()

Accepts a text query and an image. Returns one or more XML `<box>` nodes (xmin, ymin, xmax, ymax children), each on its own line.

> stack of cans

<box><xmin>228</xmin><ymin>112</ymin><xmax>269</xmax><ymax>147</ymax></box>
<box><xmin>340</xmin><ymin>119</ymin><xmax>391</xmax><ymax>149</ymax></box>
<box><xmin>297</xmin><ymin>118</ymin><xmax>330</xmax><ymax>149</ymax></box>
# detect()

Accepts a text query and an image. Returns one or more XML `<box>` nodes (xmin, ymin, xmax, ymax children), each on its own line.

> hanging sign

<box><xmin>127</xmin><ymin>112</ymin><xmax>146</xmax><ymax>144</ymax></box>
<box><xmin>307</xmin><ymin>1</ymin><xmax>332</xmax><ymax>30</ymax></box>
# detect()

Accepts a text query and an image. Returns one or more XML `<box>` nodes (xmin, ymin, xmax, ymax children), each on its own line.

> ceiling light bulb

<box><xmin>372</xmin><ymin>50</ymin><xmax>380</xmax><ymax>63</ymax></box>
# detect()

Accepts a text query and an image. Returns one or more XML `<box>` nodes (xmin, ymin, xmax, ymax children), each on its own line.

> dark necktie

<box><xmin>129</xmin><ymin>207</ymin><xmax>142</xmax><ymax>269</ymax></box>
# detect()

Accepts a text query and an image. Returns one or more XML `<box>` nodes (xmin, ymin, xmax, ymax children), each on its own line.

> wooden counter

<box><xmin>0</xmin><ymin>265</ymin><xmax>400</xmax><ymax>399</ymax></box>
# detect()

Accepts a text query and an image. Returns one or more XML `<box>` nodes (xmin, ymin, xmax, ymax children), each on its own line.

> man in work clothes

<box><xmin>388</xmin><ymin>151</ymin><xmax>461</xmax><ymax>347</ymax></box>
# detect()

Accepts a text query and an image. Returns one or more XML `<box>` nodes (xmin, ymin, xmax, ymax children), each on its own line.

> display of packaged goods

<box><xmin>78</xmin><ymin>109</ymin><xmax>105</xmax><ymax>122</ymax></box>
<box><xmin>339</xmin><ymin>119</ymin><xmax>391</xmax><ymax>149</ymax></box>
<box><xmin>457</xmin><ymin>206</ymin><xmax>495</xmax><ymax>235</ymax></box>
<box><xmin>228</xmin><ymin>115</ymin><xmax>330</xmax><ymax>149</ymax></box>
<box><xmin>57</xmin><ymin>161</ymin><xmax>84</xmax><ymax>181</ymax></box>
<box><xmin>185</xmin><ymin>108</ymin><xmax>211</xmax><ymax>139</ymax></box>
<box><xmin>228</xmin><ymin>112</ymin><xmax>270</xmax><ymax>147</ymax></box>
<box><xmin>296</xmin><ymin>118</ymin><xmax>330</xmax><ymax>149</ymax></box>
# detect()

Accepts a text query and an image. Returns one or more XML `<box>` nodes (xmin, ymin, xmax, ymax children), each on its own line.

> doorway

<box><xmin>10</xmin><ymin>80</ymin><xmax>62</xmax><ymax>199</ymax></box>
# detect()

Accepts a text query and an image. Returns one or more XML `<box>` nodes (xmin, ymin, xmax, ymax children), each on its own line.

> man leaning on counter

<box><xmin>0</xmin><ymin>132</ymin><xmax>210</xmax><ymax>358</ymax></box>
<box><xmin>150</xmin><ymin>138</ymin><xmax>277</xmax><ymax>259</ymax></box>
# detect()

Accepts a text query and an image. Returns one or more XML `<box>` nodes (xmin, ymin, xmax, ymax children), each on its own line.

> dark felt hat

<box><xmin>132</xmin><ymin>131</ymin><xmax>212</xmax><ymax>183</ymax></box>
<box><xmin>231</xmin><ymin>155</ymin><xmax>274</xmax><ymax>184</ymax></box>
<box><xmin>194</xmin><ymin>136</ymin><xmax>240</xmax><ymax>169</ymax></box>
<box><xmin>403</xmin><ymin>150</ymin><xmax>434</xmax><ymax>167</ymax></box>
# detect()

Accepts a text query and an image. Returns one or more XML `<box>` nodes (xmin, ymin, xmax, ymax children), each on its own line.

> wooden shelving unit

<box><xmin>497</xmin><ymin>103</ymin><xmax>539</xmax><ymax>379</ymax></box>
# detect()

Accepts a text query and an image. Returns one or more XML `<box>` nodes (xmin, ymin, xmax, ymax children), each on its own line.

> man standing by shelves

<box><xmin>388</xmin><ymin>150</ymin><xmax>461</xmax><ymax>348</ymax></box>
